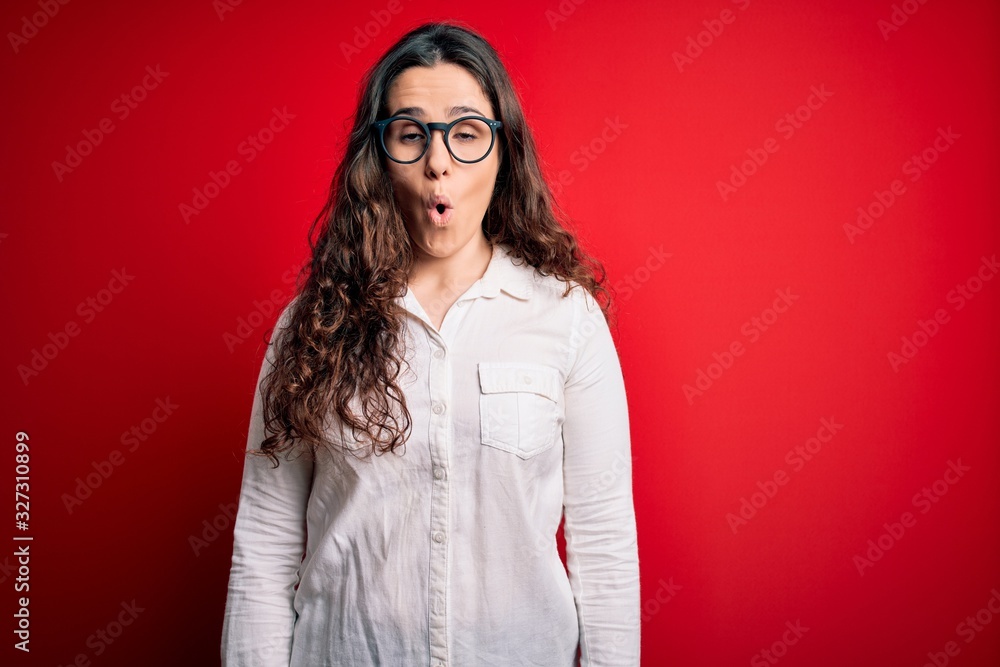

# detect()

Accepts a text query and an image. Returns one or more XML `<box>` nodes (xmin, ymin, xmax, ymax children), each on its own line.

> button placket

<box><xmin>426</xmin><ymin>335</ymin><xmax>451</xmax><ymax>665</ymax></box>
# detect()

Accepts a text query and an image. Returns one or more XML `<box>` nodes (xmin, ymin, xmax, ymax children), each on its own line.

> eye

<box><xmin>451</xmin><ymin>121</ymin><xmax>484</xmax><ymax>143</ymax></box>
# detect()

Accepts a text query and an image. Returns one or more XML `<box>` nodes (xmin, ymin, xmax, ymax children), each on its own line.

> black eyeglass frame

<box><xmin>371</xmin><ymin>115</ymin><xmax>504</xmax><ymax>164</ymax></box>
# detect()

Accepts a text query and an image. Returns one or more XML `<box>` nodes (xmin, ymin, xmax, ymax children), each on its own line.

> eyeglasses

<box><xmin>371</xmin><ymin>115</ymin><xmax>503</xmax><ymax>164</ymax></box>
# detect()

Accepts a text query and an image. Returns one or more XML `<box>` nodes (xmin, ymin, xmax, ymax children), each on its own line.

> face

<box><xmin>382</xmin><ymin>62</ymin><xmax>501</xmax><ymax>260</ymax></box>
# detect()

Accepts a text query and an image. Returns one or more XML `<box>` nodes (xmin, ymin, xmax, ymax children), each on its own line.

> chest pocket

<box><xmin>478</xmin><ymin>362</ymin><xmax>563</xmax><ymax>459</ymax></box>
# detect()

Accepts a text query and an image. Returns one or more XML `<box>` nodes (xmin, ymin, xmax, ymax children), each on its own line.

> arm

<box><xmin>562</xmin><ymin>290</ymin><xmax>641</xmax><ymax>667</ymax></box>
<box><xmin>221</xmin><ymin>303</ymin><xmax>314</xmax><ymax>666</ymax></box>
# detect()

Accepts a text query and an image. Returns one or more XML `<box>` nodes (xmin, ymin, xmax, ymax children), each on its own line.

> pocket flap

<box><xmin>478</xmin><ymin>362</ymin><xmax>561</xmax><ymax>402</ymax></box>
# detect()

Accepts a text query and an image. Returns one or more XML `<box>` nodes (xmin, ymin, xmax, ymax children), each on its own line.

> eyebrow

<box><xmin>389</xmin><ymin>105</ymin><xmax>487</xmax><ymax>118</ymax></box>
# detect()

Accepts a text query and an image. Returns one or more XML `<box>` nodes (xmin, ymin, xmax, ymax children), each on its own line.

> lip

<box><xmin>426</xmin><ymin>193</ymin><xmax>454</xmax><ymax>225</ymax></box>
<box><xmin>427</xmin><ymin>205</ymin><xmax>453</xmax><ymax>225</ymax></box>
<box><xmin>427</xmin><ymin>193</ymin><xmax>454</xmax><ymax>209</ymax></box>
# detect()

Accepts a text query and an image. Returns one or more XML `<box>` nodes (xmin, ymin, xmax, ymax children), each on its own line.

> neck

<box><xmin>408</xmin><ymin>235</ymin><xmax>494</xmax><ymax>290</ymax></box>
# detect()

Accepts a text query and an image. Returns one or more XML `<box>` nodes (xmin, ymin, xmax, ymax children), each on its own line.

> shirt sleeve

<box><xmin>562</xmin><ymin>289</ymin><xmax>641</xmax><ymax>667</ymax></box>
<box><xmin>221</xmin><ymin>301</ymin><xmax>314</xmax><ymax>667</ymax></box>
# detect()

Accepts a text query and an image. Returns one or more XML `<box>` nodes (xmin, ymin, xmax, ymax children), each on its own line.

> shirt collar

<box><xmin>396</xmin><ymin>242</ymin><xmax>535</xmax><ymax>321</ymax></box>
<box><xmin>478</xmin><ymin>242</ymin><xmax>534</xmax><ymax>301</ymax></box>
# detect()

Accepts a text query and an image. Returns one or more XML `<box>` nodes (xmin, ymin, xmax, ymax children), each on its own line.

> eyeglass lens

<box><xmin>384</xmin><ymin>118</ymin><xmax>493</xmax><ymax>162</ymax></box>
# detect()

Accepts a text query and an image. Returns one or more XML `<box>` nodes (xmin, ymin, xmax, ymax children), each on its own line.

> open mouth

<box><xmin>427</xmin><ymin>195</ymin><xmax>453</xmax><ymax>224</ymax></box>
<box><xmin>428</xmin><ymin>204</ymin><xmax>453</xmax><ymax>224</ymax></box>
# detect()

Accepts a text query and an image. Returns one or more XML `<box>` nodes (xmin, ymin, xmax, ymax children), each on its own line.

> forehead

<box><xmin>386</xmin><ymin>63</ymin><xmax>493</xmax><ymax>116</ymax></box>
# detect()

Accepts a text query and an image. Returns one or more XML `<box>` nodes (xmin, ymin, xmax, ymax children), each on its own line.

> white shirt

<box><xmin>221</xmin><ymin>242</ymin><xmax>640</xmax><ymax>666</ymax></box>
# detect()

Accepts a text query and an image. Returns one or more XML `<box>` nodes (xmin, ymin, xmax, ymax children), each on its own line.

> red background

<box><xmin>2</xmin><ymin>0</ymin><xmax>998</xmax><ymax>665</ymax></box>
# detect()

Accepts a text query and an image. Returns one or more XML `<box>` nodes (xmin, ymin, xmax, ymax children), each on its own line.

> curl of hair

<box><xmin>252</xmin><ymin>21</ymin><xmax>616</xmax><ymax>468</ymax></box>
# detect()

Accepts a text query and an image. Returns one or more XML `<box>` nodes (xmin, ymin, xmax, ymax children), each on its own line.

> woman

<box><xmin>221</xmin><ymin>21</ymin><xmax>640</xmax><ymax>667</ymax></box>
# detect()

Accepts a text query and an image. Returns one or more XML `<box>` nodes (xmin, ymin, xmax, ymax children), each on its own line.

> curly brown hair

<box><xmin>253</xmin><ymin>21</ymin><xmax>617</xmax><ymax>468</ymax></box>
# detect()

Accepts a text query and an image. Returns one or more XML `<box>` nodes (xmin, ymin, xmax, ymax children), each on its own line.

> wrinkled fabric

<box><xmin>221</xmin><ymin>242</ymin><xmax>640</xmax><ymax>666</ymax></box>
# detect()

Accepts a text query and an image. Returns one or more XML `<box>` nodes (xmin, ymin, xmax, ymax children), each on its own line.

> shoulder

<box><xmin>529</xmin><ymin>270</ymin><xmax>602</xmax><ymax>318</ymax></box>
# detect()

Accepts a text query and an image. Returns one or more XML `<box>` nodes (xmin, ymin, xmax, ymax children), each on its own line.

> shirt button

<box><xmin>523</xmin><ymin>375</ymin><xmax>533</xmax><ymax>384</ymax></box>
<box><xmin>433</xmin><ymin>349</ymin><xmax>445</xmax><ymax>359</ymax></box>
<box><xmin>433</xmin><ymin>467</ymin><xmax>444</xmax><ymax>480</ymax></box>
<box><xmin>457</xmin><ymin>300</ymin><xmax>466</xmax><ymax>307</ymax></box>
<box><xmin>433</xmin><ymin>531</ymin><xmax>446</xmax><ymax>543</ymax></box>
<box><xmin>432</xmin><ymin>403</ymin><xmax>445</xmax><ymax>415</ymax></box>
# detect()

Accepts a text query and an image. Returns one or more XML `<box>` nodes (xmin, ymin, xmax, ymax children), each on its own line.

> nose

<box><xmin>424</xmin><ymin>127</ymin><xmax>451</xmax><ymax>177</ymax></box>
